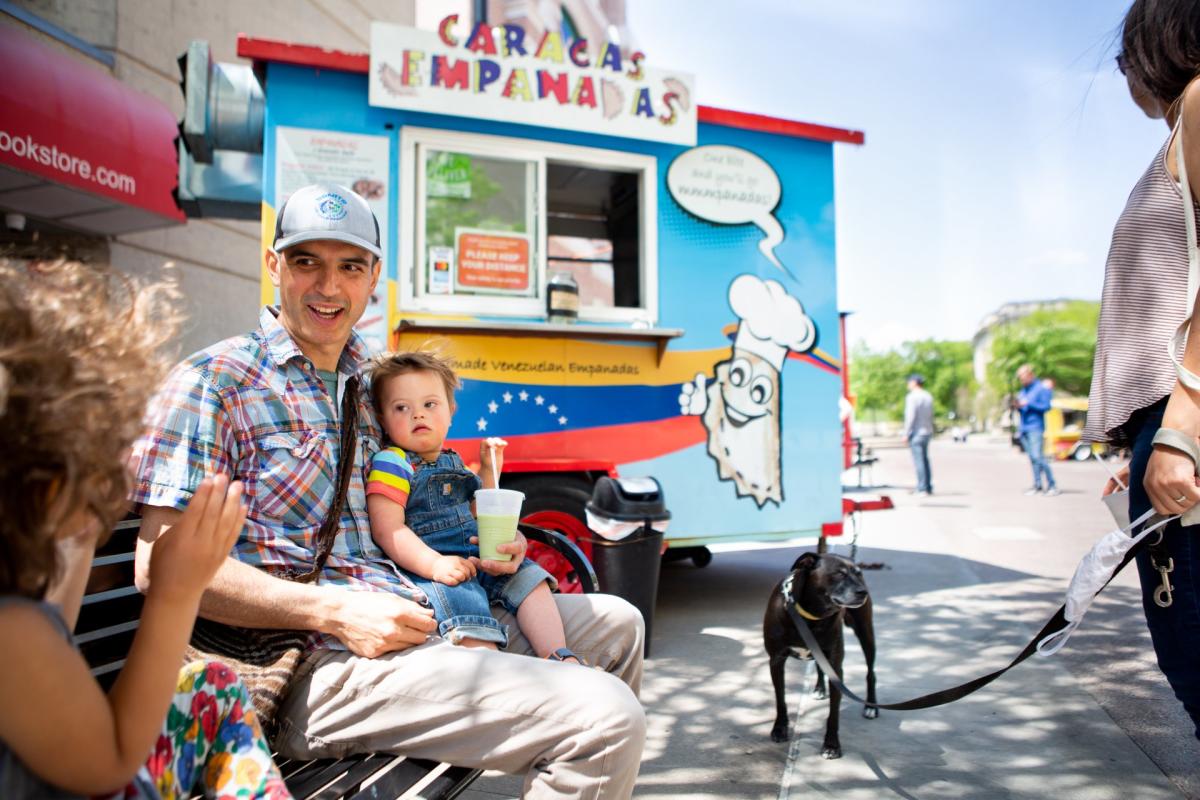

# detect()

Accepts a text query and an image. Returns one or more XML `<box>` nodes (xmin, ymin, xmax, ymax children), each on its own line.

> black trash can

<box><xmin>584</xmin><ymin>476</ymin><xmax>670</xmax><ymax>657</ymax></box>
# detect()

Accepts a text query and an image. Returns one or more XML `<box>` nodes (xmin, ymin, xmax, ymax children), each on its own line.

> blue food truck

<box><xmin>183</xmin><ymin>19</ymin><xmax>864</xmax><ymax>591</ymax></box>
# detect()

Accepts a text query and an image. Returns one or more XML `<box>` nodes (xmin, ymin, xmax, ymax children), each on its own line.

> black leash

<box><xmin>787</xmin><ymin>516</ymin><xmax>1162</xmax><ymax>712</ymax></box>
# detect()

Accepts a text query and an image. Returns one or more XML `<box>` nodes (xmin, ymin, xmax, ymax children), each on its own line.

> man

<box><xmin>129</xmin><ymin>183</ymin><xmax>646</xmax><ymax>799</ymax></box>
<box><xmin>904</xmin><ymin>374</ymin><xmax>934</xmax><ymax>495</ymax></box>
<box><xmin>1016</xmin><ymin>363</ymin><xmax>1060</xmax><ymax>496</ymax></box>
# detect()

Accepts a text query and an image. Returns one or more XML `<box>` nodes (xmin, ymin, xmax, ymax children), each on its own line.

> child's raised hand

<box><xmin>480</xmin><ymin>437</ymin><xmax>508</xmax><ymax>478</ymax></box>
<box><xmin>430</xmin><ymin>555</ymin><xmax>476</xmax><ymax>586</ymax></box>
<box><xmin>147</xmin><ymin>475</ymin><xmax>246</xmax><ymax>605</ymax></box>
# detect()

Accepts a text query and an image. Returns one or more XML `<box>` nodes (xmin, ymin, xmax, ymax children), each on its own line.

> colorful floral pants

<box><xmin>113</xmin><ymin>660</ymin><xmax>291</xmax><ymax>799</ymax></box>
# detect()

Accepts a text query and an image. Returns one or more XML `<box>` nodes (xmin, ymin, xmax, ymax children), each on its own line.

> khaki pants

<box><xmin>275</xmin><ymin>593</ymin><xmax>646</xmax><ymax>799</ymax></box>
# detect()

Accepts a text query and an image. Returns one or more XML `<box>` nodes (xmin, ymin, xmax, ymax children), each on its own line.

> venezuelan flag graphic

<box><xmin>441</xmin><ymin>333</ymin><xmax>840</xmax><ymax>467</ymax></box>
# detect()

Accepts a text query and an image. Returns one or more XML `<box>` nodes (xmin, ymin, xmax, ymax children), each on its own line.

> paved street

<box><xmin>465</xmin><ymin>438</ymin><xmax>1200</xmax><ymax>799</ymax></box>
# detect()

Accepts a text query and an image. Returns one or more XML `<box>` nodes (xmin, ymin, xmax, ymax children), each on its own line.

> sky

<box><xmin>625</xmin><ymin>0</ymin><xmax>1167</xmax><ymax>351</ymax></box>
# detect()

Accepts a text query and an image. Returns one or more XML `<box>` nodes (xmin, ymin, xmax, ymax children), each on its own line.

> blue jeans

<box><xmin>909</xmin><ymin>434</ymin><xmax>932</xmax><ymax>493</ymax></box>
<box><xmin>1127</xmin><ymin>400</ymin><xmax>1200</xmax><ymax>740</ymax></box>
<box><xmin>1021</xmin><ymin>429</ymin><xmax>1056</xmax><ymax>490</ymax></box>
<box><xmin>403</xmin><ymin>450</ymin><xmax>554</xmax><ymax>647</ymax></box>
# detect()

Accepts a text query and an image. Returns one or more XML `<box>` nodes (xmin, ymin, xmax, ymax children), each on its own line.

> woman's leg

<box><xmin>1128</xmin><ymin>405</ymin><xmax>1200</xmax><ymax>740</ymax></box>
<box><xmin>143</xmin><ymin>660</ymin><xmax>291</xmax><ymax>799</ymax></box>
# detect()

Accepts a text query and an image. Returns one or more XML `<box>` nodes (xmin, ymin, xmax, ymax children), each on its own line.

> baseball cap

<box><xmin>273</xmin><ymin>183</ymin><xmax>382</xmax><ymax>258</ymax></box>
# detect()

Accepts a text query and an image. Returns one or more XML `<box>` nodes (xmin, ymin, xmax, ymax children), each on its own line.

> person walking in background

<box><xmin>1087</xmin><ymin>0</ymin><xmax>1200</xmax><ymax>740</ymax></box>
<box><xmin>904</xmin><ymin>374</ymin><xmax>934</xmax><ymax>495</ymax></box>
<box><xmin>1017</xmin><ymin>364</ymin><xmax>1060</xmax><ymax>496</ymax></box>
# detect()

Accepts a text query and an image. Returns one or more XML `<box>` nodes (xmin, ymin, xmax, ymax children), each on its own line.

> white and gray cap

<box><xmin>273</xmin><ymin>183</ymin><xmax>382</xmax><ymax>258</ymax></box>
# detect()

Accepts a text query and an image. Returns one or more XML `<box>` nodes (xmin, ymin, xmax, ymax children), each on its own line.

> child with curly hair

<box><xmin>0</xmin><ymin>259</ymin><xmax>291</xmax><ymax>799</ymax></box>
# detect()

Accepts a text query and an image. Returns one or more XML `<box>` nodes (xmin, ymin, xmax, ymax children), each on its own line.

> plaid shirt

<box><xmin>130</xmin><ymin>307</ymin><xmax>418</xmax><ymax>651</ymax></box>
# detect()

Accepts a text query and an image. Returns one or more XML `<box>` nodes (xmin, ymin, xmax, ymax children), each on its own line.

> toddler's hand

<box><xmin>148</xmin><ymin>475</ymin><xmax>246</xmax><ymax>605</ymax></box>
<box><xmin>480</xmin><ymin>437</ymin><xmax>508</xmax><ymax>476</ymax></box>
<box><xmin>431</xmin><ymin>555</ymin><xmax>476</xmax><ymax>585</ymax></box>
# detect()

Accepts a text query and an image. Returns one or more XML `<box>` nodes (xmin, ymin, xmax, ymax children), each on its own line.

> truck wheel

<box><xmin>504</xmin><ymin>475</ymin><xmax>594</xmax><ymax>594</ymax></box>
<box><xmin>1072</xmin><ymin>444</ymin><xmax>1093</xmax><ymax>461</ymax></box>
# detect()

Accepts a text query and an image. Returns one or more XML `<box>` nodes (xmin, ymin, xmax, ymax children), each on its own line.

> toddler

<box><xmin>0</xmin><ymin>259</ymin><xmax>290</xmax><ymax>799</ymax></box>
<box><xmin>366</xmin><ymin>350</ymin><xmax>579</xmax><ymax>661</ymax></box>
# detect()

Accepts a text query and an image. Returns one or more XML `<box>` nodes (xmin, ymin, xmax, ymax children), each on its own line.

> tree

<box><xmin>850</xmin><ymin>345</ymin><xmax>909</xmax><ymax>420</ymax></box>
<box><xmin>985</xmin><ymin>302</ymin><xmax>1099</xmax><ymax>398</ymax></box>
<box><xmin>850</xmin><ymin>339</ymin><xmax>976</xmax><ymax>422</ymax></box>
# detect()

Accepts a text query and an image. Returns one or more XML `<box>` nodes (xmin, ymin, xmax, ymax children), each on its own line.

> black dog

<box><xmin>763</xmin><ymin>552</ymin><xmax>878</xmax><ymax>758</ymax></box>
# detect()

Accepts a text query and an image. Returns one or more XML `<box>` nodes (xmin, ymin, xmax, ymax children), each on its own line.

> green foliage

<box><xmin>850</xmin><ymin>339</ymin><xmax>976</xmax><ymax>421</ymax></box>
<box><xmin>424</xmin><ymin>154</ymin><xmax>521</xmax><ymax>249</ymax></box>
<box><xmin>985</xmin><ymin>302</ymin><xmax>1098</xmax><ymax>398</ymax></box>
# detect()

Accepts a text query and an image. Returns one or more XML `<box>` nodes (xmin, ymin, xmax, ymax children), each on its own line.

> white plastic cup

<box><xmin>1102</xmin><ymin>489</ymin><xmax>1131</xmax><ymax>530</ymax></box>
<box><xmin>475</xmin><ymin>488</ymin><xmax>525</xmax><ymax>561</ymax></box>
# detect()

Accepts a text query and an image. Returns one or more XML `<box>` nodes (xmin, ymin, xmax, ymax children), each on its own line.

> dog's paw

<box><xmin>863</xmin><ymin>706</ymin><xmax>879</xmax><ymax>720</ymax></box>
<box><xmin>770</xmin><ymin>724</ymin><xmax>790</xmax><ymax>743</ymax></box>
<box><xmin>820</xmin><ymin>745</ymin><xmax>842</xmax><ymax>759</ymax></box>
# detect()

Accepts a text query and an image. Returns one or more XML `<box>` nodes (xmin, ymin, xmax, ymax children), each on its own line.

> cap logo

<box><xmin>315</xmin><ymin>192</ymin><xmax>349</xmax><ymax>221</ymax></box>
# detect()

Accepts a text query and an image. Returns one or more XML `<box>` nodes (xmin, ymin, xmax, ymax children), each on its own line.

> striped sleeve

<box><xmin>367</xmin><ymin>447</ymin><xmax>414</xmax><ymax>506</ymax></box>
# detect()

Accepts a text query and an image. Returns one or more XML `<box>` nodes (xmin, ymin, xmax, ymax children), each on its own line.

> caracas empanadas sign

<box><xmin>369</xmin><ymin>18</ymin><xmax>697</xmax><ymax>146</ymax></box>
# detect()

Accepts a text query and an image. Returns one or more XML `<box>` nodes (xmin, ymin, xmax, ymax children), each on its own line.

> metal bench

<box><xmin>79</xmin><ymin>517</ymin><xmax>596</xmax><ymax>799</ymax></box>
<box><xmin>849</xmin><ymin>438</ymin><xmax>879</xmax><ymax>488</ymax></box>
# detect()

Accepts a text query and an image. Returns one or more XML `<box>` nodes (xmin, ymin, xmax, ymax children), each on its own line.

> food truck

<box><xmin>201</xmin><ymin>19</ymin><xmax>864</xmax><ymax>590</ymax></box>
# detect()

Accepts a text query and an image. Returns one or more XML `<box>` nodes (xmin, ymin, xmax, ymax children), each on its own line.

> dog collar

<box><xmin>781</xmin><ymin>574</ymin><xmax>822</xmax><ymax>621</ymax></box>
<box><xmin>792</xmin><ymin>602</ymin><xmax>821</xmax><ymax>621</ymax></box>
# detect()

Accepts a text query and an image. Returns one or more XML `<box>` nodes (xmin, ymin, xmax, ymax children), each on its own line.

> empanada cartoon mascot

<box><xmin>679</xmin><ymin>274</ymin><xmax>817</xmax><ymax>507</ymax></box>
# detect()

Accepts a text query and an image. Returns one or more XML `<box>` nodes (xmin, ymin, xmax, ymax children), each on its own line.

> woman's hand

<box><xmin>1144</xmin><ymin>444</ymin><xmax>1200</xmax><ymax>514</ymax></box>
<box><xmin>1102</xmin><ymin>464</ymin><xmax>1131</xmax><ymax>497</ymax></box>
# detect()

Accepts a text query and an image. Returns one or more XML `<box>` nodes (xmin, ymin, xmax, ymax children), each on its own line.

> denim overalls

<box><xmin>403</xmin><ymin>449</ymin><xmax>554</xmax><ymax>647</ymax></box>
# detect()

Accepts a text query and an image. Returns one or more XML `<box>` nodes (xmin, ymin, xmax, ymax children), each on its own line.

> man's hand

<box><xmin>469</xmin><ymin>530</ymin><xmax>527</xmax><ymax>576</ymax></box>
<box><xmin>431</xmin><ymin>555</ymin><xmax>476</xmax><ymax>585</ymax></box>
<box><xmin>1145</xmin><ymin>444</ymin><xmax>1200</xmax><ymax>514</ymax></box>
<box><xmin>327</xmin><ymin>591</ymin><xmax>437</xmax><ymax>658</ymax></box>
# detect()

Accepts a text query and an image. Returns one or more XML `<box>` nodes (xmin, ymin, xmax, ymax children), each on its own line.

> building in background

<box><xmin>0</xmin><ymin>0</ymin><xmax>630</xmax><ymax>355</ymax></box>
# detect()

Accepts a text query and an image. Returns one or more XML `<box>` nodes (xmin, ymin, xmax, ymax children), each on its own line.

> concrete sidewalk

<box><xmin>464</xmin><ymin>439</ymin><xmax>1199</xmax><ymax>799</ymax></box>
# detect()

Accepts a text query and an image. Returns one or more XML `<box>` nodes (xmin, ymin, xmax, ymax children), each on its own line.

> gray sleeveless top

<box><xmin>0</xmin><ymin>597</ymin><xmax>85</xmax><ymax>799</ymax></box>
<box><xmin>1084</xmin><ymin>133</ymin><xmax>1200</xmax><ymax>445</ymax></box>
<box><xmin>0</xmin><ymin>597</ymin><xmax>155</xmax><ymax>799</ymax></box>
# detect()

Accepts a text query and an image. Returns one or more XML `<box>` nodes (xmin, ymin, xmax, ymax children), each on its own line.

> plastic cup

<box><xmin>1102</xmin><ymin>489</ymin><xmax>1131</xmax><ymax>530</ymax></box>
<box><xmin>475</xmin><ymin>488</ymin><xmax>525</xmax><ymax>561</ymax></box>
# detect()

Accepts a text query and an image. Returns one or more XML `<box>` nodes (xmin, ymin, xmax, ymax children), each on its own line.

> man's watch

<box><xmin>545</xmin><ymin>647</ymin><xmax>581</xmax><ymax>663</ymax></box>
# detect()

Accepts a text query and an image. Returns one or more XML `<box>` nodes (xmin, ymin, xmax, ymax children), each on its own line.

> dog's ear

<box><xmin>790</xmin><ymin>552</ymin><xmax>819</xmax><ymax>573</ymax></box>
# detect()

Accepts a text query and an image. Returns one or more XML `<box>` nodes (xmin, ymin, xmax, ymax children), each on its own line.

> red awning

<box><xmin>0</xmin><ymin>25</ymin><xmax>185</xmax><ymax>234</ymax></box>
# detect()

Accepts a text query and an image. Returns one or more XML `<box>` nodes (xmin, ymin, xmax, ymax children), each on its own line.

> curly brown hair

<box><xmin>368</xmin><ymin>348</ymin><xmax>462</xmax><ymax>425</ymax></box>
<box><xmin>0</xmin><ymin>259</ymin><xmax>180</xmax><ymax>598</ymax></box>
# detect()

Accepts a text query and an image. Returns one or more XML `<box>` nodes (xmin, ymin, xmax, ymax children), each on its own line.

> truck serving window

<box><xmin>400</xmin><ymin>128</ymin><xmax>658</xmax><ymax>324</ymax></box>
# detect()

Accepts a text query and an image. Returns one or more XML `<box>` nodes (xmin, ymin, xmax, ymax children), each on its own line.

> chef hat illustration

<box><xmin>729</xmin><ymin>274</ymin><xmax>816</xmax><ymax>371</ymax></box>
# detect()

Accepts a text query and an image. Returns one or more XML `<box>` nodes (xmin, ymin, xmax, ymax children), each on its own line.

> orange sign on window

<box><xmin>455</xmin><ymin>228</ymin><xmax>532</xmax><ymax>294</ymax></box>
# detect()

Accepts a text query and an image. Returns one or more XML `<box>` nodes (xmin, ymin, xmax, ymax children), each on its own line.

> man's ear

<box><xmin>265</xmin><ymin>249</ymin><xmax>283</xmax><ymax>287</ymax></box>
<box><xmin>790</xmin><ymin>552</ymin><xmax>819</xmax><ymax>573</ymax></box>
<box><xmin>369</xmin><ymin>256</ymin><xmax>382</xmax><ymax>292</ymax></box>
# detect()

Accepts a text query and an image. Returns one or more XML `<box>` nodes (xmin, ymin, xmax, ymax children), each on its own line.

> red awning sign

<box><xmin>0</xmin><ymin>25</ymin><xmax>184</xmax><ymax>233</ymax></box>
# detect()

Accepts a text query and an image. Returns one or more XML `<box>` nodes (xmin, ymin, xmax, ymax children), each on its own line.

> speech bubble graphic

<box><xmin>666</xmin><ymin>145</ymin><xmax>795</xmax><ymax>281</ymax></box>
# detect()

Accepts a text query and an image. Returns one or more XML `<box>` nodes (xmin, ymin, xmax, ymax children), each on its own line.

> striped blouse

<box><xmin>1085</xmin><ymin>134</ymin><xmax>1200</xmax><ymax>445</ymax></box>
